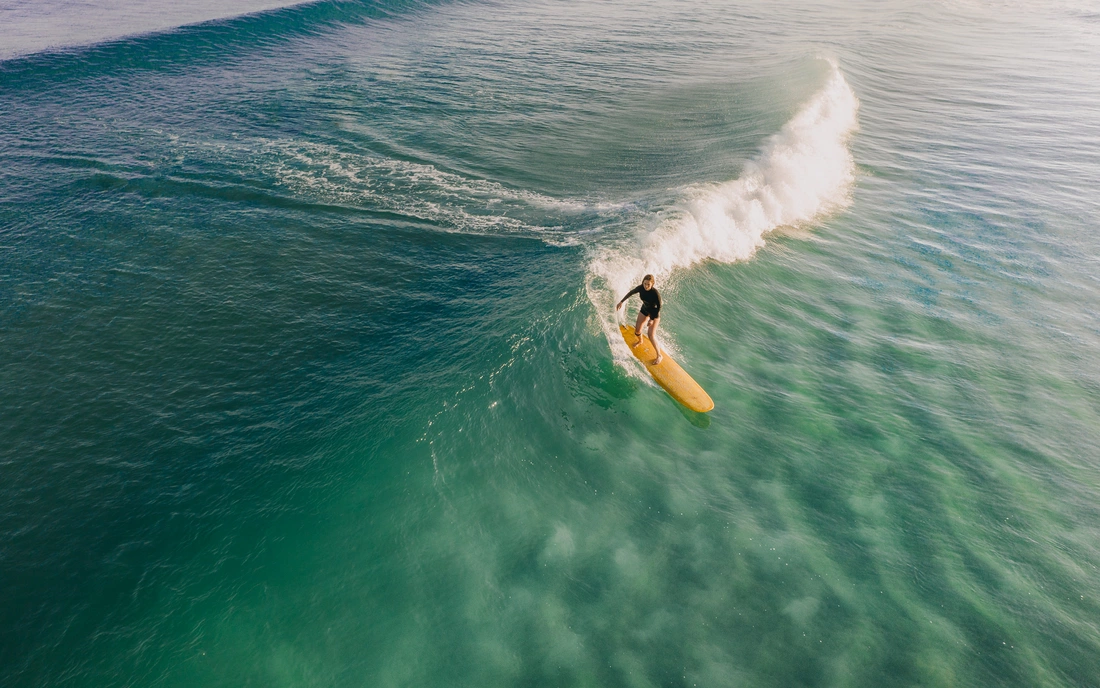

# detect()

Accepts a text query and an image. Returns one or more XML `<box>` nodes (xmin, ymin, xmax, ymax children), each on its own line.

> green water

<box><xmin>3</xmin><ymin>0</ymin><xmax>1100</xmax><ymax>685</ymax></box>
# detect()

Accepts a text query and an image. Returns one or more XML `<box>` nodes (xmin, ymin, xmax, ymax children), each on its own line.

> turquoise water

<box><xmin>3</xmin><ymin>0</ymin><xmax>1100</xmax><ymax>685</ymax></box>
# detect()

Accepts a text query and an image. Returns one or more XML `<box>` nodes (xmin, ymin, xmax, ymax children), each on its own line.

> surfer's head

<box><xmin>642</xmin><ymin>274</ymin><xmax>655</xmax><ymax>289</ymax></box>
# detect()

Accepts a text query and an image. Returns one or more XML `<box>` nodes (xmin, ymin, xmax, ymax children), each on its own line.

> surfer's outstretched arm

<box><xmin>615</xmin><ymin>285</ymin><xmax>642</xmax><ymax>312</ymax></box>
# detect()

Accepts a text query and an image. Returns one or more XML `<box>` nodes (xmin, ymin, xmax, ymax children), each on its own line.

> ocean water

<box><xmin>3</xmin><ymin>0</ymin><xmax>1100</xmax><ymax>685</ymax></box>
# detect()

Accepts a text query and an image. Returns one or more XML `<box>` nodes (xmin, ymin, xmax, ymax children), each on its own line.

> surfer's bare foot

<box><xmin>653</xmin><ymin>353</ymin><xmax>663</xmax><ymax>365</ymax></box>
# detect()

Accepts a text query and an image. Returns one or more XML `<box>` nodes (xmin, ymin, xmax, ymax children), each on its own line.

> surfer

<box><xmin>616</xmin><ymin>274</ymin><xmax>663</xmax><ymax>365</ymax></box>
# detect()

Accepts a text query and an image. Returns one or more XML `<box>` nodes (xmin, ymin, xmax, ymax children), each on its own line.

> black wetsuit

<box><xmin>626</xmin><ymin>284</ymin><xmax>662</xmax><ymax>319</ymax></box>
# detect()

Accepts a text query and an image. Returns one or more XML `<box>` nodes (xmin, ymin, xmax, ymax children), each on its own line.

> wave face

<box><xmin>587</xmin><ymin>64</ymin><xmax>859</xmax><ymax>360</ymax></box>
<box><xmin>0</xmin><ymin>0</ymin><xmax>321</xmax><ymax>60</ymax></box>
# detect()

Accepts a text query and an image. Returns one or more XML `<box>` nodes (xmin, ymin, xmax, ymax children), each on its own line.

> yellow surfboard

<box><xmin>620</xmin><ymin>324</ymin><xmax>714</xmax><ymax>412</ymax></box>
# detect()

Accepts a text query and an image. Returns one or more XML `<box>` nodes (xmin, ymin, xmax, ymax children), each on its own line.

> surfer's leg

<box><xmin>648</xmin><ymin>318</ymin><xmax>662</xmax><ymax>364</ymax></box>
<box><xmin>633</xmin><ymin>312</ymin><xmax>649</xmax><ymax>346</ymax></box>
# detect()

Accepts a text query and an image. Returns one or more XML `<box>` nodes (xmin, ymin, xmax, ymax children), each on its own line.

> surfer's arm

<box><xmin>616</xmin><ymin>285</ymin><xmax>642</xmax><ymax>308</ymax></box>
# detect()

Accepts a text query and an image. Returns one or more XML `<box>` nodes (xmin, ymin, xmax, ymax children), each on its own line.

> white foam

<box><xmin>586</xmin><ymin>64</ymin><xmax>860</xmax><ymax>370</ymax></box>
<box><xmin>259</xmin><ymin>139</ymin><xmax>619</xmax><ymax>244</ymax></box>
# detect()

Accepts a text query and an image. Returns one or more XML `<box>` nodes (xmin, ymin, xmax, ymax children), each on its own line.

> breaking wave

<box><xmin>586</xmin><ymin>63</ymin><xmax>860</xmax><ymax>365</ymax></box>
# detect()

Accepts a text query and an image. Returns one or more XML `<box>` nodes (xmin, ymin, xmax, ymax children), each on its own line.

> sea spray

<box><xmin>587</xmin><ymin>63</ymin><xmax>859</xmax><ymax>368</ymax></box>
